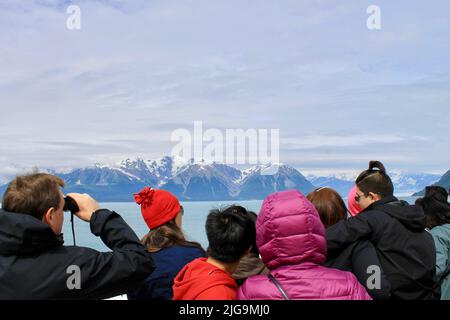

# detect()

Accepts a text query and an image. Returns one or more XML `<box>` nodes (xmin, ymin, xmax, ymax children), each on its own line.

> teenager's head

<box><xmin>307</xmin><ymin>187</ymin><xmax>347</xmax><ymax>227</ymax></box>
<box><xmin>355</xmin><ymin>160</ymin><xmax>394</xmax><ymax>210</ymax></box>
<box><xmin>218</xmin><ymin>205</ymin><xmax>260</xmax><ymax>255</ymax></box>
<box><xmin>205</xmin><ymin>206</ymin><xmax>256</xmax><ymax>264</ymax></box>
<box><xmin>424</xmin><ymin>186</ymin><xmax>449</xmax><ymax>203</ymax></box>
<box><xmin>2</xmin><ymin>173</ymin><xmax>65</xmax><ymax>235</ymax></box>
<box><xmin>134</xmin><ymin>187</ymin><xmax>198</xmax><ymax>252</ymax></box>
<box><xmin>134</xmin><ymin>186</ymin><xmax>183</xmax><ymax>230</ymax></box>
<box><xmin>415</xmin><ymin>196</ymin><xmax>450</xmax><ymax>229</ymax></box>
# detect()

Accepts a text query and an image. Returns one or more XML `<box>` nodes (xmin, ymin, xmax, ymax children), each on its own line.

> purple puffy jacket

<box><xmin>237</xmin><ymin>190</ymin><xmax>371</xmax><ymax>300</ymax></box>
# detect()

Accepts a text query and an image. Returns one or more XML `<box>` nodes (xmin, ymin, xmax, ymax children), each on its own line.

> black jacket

<box><xmin>326</xmin><ymin>240</ymin><xmax>392</xmax><ymax>300</ymax></box>
<box><xmin>0</xmin><ymin>208</ymin><xmax>154</xmax><ymax>299</ymax></box>
<box><xmin>326</xmin><ymin>196</ymin><xmax>437</xmax><ymax>300</ymax></box>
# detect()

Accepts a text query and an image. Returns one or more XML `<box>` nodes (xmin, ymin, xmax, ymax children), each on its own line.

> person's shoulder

<box><xmin>159</xmin><ymin>245</ymin><xmax>205</xmax><ymax>258</ymax></box>
<box><xmin>431</xmin><ymin>224</ymin><xmax>450</xmax><ymax>240</ymax></box>
<box><xmin>52</xmin><ymin>245</ymin><xmax>105</xmax><ymax>262</ymax></box>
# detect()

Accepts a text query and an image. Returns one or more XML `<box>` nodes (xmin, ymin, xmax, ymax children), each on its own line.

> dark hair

<box><xmin>220</xmin><ymin>205</ymin><xmax>260</xmax><ymax>255</ymax></box>
<box><xmin>142</xmin><ymin>219</ymin><xmax>204</xmax><ymax>253</ymax></box>
<box><xmin>424</xmin><ymin>186</ymin><xmax>448</xmax><ymax>203</ymax></box>
<box><xmin>355</xmin><ymin>161</ymin><xmax>394</xmax><ymax>198</ymax></box>
<box><xmin>415</xmin><ymin>186</ymin><xmax>450</xmax><ymax>229</ymax></box>
<box><xmin>2</xmin><ymin>173</ymin><xmax>65</xmax><ymax>220</ymax></box>
<box><xmin>415</xmin><ymin>197</ymin><xmax>450</xmax><ymax>229</ymax></box>
<box><xmin>307</xmin><ymin>187</ymin><xmax>347</xmax><ymax>227</ymax></box>
<box><xmin>205</xmin><ymin>205</ymin><xmax>256</xmax><ymax>264</ymax></box>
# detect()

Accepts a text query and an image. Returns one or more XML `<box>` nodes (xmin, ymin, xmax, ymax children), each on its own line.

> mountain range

<box><xmin>0</xmin><ymin>156</ymin><xmax>445</xmax><ymax>202</ymax></box>
<box><xmin>413</xmin><ymin>170</ymin><xmax>450</xmax><ymax>196</ymax></box>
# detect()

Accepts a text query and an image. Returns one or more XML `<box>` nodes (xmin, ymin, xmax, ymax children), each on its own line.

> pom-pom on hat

<box><xmin>133</xmin><ymin>186</ymin><xmax>181</xmax><ymax>229</ymax></box>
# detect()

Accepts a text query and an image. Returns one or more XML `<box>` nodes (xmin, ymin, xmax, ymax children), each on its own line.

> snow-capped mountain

<box><xmin>307</xmin><ymin>175</ymin><xmax>355</xmax><ymax>197</ymax></box>
<box><xmin>1</xmin><ymin>157</ymin><xmax>444</xmax><ymax>201</ymax></box>
<box><xmin>0</xmin><ymin>157</ymin><xmax>316</xmax><ymax>201</ymax></box>
<box><xmin>58</xmin><ymin>164</ymin><xmax>147</xmax><ymax>202</ymax></box>
<box><xmin>413</xmin><ymin>170</ymin><xmax>450</xmax><ymax>196</ymax></box>
<box><xmin>389</xmin><ymin>171</ymin><xmax>441</xmax><ymax>196</ymax></box>
<box><xmin>238</xmin><ymin>164</ymin><xmax>315</xmax><ymax>200</ymax></box>
<box><xmin>308</xmin><ymin>171</ymin><xmax>442</xmax><ymax>197</ymax></box>
<box><xmin>160</xmin><ymin>161</ymin><xmax>242</xmax><ymax>200</ymax></box>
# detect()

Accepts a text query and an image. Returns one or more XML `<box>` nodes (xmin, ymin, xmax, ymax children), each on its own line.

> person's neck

<box><xmin>206</xmin><ymin>257</ymin><xmax>239</xmax><ymax>274</ymax></box>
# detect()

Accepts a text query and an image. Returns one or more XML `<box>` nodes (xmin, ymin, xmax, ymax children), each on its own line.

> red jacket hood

<box><xmin>172</xmin><ymin>258</ymin><xmax>237</xmax><ymax>300</ymax></box>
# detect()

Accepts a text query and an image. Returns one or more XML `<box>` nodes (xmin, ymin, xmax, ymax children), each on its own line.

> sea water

<box><xmin>62</xmin><ymin>197</ymin><xmax>420</xmax><ymax>251</ymax></box>
<box><xmin>62</xmin><ymin>199</ymin><xmax>265</xmax><ymax>251</ymax></box>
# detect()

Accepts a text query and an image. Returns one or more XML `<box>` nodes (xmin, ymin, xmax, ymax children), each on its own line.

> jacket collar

<box><xmin>364</xmin><ymin>195</ymin><xmax>398</xmax><ymax>212</ymax></box>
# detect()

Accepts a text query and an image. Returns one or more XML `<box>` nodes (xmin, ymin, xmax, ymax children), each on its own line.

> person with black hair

<box><xmin>416</xmin><ymin>186</ymin><xmax>450</xmax><ymax>300</ymax></box>
<box><xmin>172</xmin><ymin>205</ymin><xmax>255</xmax><ymax>300</ymax></box>
<box><xmin>326</xmin><ymin>161</ymin><xmax>437</xmax><ymax>300</ymax></box>
<box><xmin>229</xmin><ymin>208</ymin><xmax>269</xmax><ymax>286</ymax></box>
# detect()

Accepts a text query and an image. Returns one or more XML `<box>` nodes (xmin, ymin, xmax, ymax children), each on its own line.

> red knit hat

<box><xmin>133</xmin><ymin>187</ymin><xmax>181</xmax><ymax>229</ymax></box>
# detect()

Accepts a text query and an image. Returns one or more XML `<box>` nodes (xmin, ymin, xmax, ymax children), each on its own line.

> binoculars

<box><xmin>63</xmin><ymin>196</ymin><xmax>80</xmax><ymax>214</ymax></box>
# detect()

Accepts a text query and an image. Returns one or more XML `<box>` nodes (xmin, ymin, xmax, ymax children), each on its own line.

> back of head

<box><xmin>142</xmin><ymin>220</ymin><xmax>204</xmax><ymax>253</ymax></box>
<box><xmin>205</xmin><ymin>206</ymin><xmax>256</xmax><ymax>264</ymax></box>
<box><xmin>307</xmin><ymin>187</ymin><xmax>347</xmax><ymax>227</ymax></box>
<box><xmin>416</xmin><ymin>187</ymin><xmax>450</xmax><ymax>229</ymax></box>
<box><xmin>220</xmin><ymin>205</ymin><xmax>260</xmax><ymax>255</ymax></box>
<box><xmin>424</xmin><ymin>186</ymin><xmax>449</xmax><ymax>203</ymax></box>
<box><xmin>355</xmin><ymin>160</ymin><xmax>394</xmax><ymax>198</ymax></box>
<box><xmin>257</xmin><ymin>190</ymin><xmax>326</xmax><ymax>270</ymax></box>
<box><xmin>2</xmin><ymin>173</ymin><xmax>64</xmax><ymax>220</ymax></box>
<box><xmin>134</xmin><ymin>186</ymin><xmax>181</xmax><ymax>230</ymax></box>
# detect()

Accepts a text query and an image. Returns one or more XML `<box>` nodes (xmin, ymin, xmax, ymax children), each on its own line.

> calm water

<box><xmin>62</xmin><ymin>197</ymin><xmax>420</xmax><ymax>251</ymax></box>
<box><xmin>62</xmin><ymin>200</ymin><xmax>264</xmax><ymax>251</ymax></box>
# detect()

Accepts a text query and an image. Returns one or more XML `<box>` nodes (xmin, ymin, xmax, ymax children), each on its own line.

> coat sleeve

<box><xmin>63</xmin><ymin>209</ymin><xmax>154</xmax><ymax>299</ymax></box>
<box><xmin>350</xmin><ymin>240</ymin><xmax>391</xmax><ymax>300</ymax></box>
<box><xmin>326</xmin><ymin>212</ymin><xmax>380</xmax><ymax>255</ymax></box>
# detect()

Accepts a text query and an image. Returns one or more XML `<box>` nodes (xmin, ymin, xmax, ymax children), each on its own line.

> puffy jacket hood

<box><xmin>0</xmin><ymin>209</ymin><xmax>63</xmax><ymax>255</ymax></box>
<box><xmin>368</xmin><ymin>196</ymin><xmax>426</xmax><ymax>231</ymax></box>
<box><xmin>256</xmin><ymin>190</ymin><xmax>327</xmax><ymax>270</ymax></box>
<box><xmin>172</xmin><ymin>258</ymin><xmax>237</xmax><ymax>300</ymax></box>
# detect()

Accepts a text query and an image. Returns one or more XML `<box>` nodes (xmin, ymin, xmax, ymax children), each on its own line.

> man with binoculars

<box><xmin>0</xmin><ymin>172</ymin><xmax>154</xmax><ymax>299</ymax></box>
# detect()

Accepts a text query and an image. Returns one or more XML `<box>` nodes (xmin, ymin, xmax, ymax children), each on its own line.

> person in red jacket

<box><xmin>173</xmin><ymin>206</ymin><xmax>256</xmax><ymax>300</ymax></box>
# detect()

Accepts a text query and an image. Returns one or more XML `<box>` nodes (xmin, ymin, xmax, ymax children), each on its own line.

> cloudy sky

<box><xmin>1</xmin><ymin>0</ymin><xmax>449</xmax><ymax>181</ymax></box>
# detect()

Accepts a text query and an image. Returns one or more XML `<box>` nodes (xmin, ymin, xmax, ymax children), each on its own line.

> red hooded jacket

<box><xmin>173</xmin><ymin>258</ymin><xmax>237</xmax><ymax>300</ymax></box>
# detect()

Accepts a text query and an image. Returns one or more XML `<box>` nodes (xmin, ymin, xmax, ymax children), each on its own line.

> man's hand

<box><xmin>66</xmin><ymin>193</ymin><xmax>100</xmax><ymax>222</ymax></box>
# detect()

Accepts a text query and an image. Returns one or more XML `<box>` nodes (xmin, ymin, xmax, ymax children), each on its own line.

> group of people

<box><xmin>0</xmin><ymin>160</ymin><xmax>449</xmax><ymax>300</ymax></box>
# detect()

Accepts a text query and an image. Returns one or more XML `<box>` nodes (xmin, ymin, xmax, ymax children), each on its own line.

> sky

<box><xmin>1</xmin><ymin>0</ymin><xmax>449</xmax><ymax>182</ymax></box>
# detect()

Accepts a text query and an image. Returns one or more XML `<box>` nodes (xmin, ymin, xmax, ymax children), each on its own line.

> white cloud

<box><xmin>0</xmin><ymin>0</ymin><xmax>449</xmax><ymax>180</ymax></box>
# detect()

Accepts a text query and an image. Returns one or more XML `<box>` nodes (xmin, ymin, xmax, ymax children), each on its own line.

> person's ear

<box><xmin>369</xmin><ymin>192</ymin><xmax>381</xmax><ymax>201</ymax></box>
<box><xmin>42</xmin><ymin>207</ymin><xmax>55</xmax><ymax>225</ymax></box>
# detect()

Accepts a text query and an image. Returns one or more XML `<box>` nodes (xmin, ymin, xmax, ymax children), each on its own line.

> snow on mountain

<box><xmin>308</xmin><ymin>171</ymin><xmax>442</xmax><ymax>197</ymax></box>
<box><xmin>1</xmin><ymin>156</ymin><xmax>444</xmax><ymax>201</ymax></box>
<box><xmin>307</xmin><ymin>175</ymin><xmax>355</xmax><ymax>197</ymax></box>
<box><xmin>413</xmin><ymin>170</ymin><xmax>450</xmax><ymax>196</ymax></box>
<box><xmin>237</xmin><ymin>164</ymin><xmax>315</xmax><ymax>200</ymax></box>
